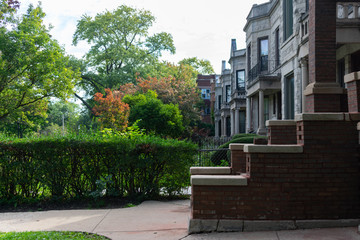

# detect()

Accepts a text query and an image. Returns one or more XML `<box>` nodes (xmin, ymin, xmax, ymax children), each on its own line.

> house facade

<box><xmin>215</xmin><ymin>40</ymin><xmax>247</xmax><ymax>137</ymax></box>
<box><xmin>189</xmin><ymin>0</ymin><xmax>360</xmax><ymax>233</ymax></box>
<box><xmin>196</xmin><ymin>74</ymin><xmax>217</xmax><ymax>125</ymax></box>
<box><xmin>245</xmin><ymin>0</ymin><xmax>360</xmax><ymax>135</ymax></box>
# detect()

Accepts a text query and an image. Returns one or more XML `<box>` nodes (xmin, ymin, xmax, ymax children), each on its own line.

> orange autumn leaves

<box><xmin>93</xmin><ymin>75</ymin><xmax>201</xmax><ymax>132</ymax></box>
<box><xmin>93</xmin><ymin>89</ymin><xmax>130</xmax><ymax>132</ymax></box>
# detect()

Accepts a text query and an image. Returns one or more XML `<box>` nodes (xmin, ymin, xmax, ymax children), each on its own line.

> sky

<box><xmin>19</xmin><ymin>0</ymin><xmax>268</xmax><ymax>74</ymax></box>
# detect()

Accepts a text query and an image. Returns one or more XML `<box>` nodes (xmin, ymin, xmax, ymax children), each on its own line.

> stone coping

<box><xmin>304</xmin><ymin>82</ymin><xmax>346</xmax><ymax>95</ymax></box>
<box><xmin>188</xmin><ymin>218</ymin><xmax>360</xmax><ymax>233</ymax></box>
<box><xmin>344</xmin><ymin>71</ymin><xmax>360</xmax><ymax>83</ymax></box>
<box><xmin>295</xmin><ymin>113</ymin><xmax>360</xmax><ymax>121</ymax></box>
<box><xmin>266</xmin><ymin>120</ymin><xmax>296</xmax><ymax>127</ymax></box>
<box><xmin>358</xmin><ymin>122</ymin><xmax>360</xmax><ymax>130</ymax></box>
<box><xmin>244</xmin><ymin>144</ymin><xmax>303</xmax><ymax>153</ymax></box>
<box><xmin>191</xmin><ymin>175</ymin><xmax>247</xmax><ymax>186</ymax></box>
<box><xmin>229</xmin><ymin>143</ymin><xmax>252</xmax><ymax>150</ymax></box>
<box><xmin>190</xmin><ymin>167</ymin><xmax>231</xmax><ymax>175</ymax></box>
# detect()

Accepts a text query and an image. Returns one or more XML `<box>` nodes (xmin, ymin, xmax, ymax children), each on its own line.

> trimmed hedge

<box><xmin>0</xmin><ymin>135</ymin><xmax>197</xmax><ymax>201</ymax></box>
<box><xmin>210</xmin><ymin>134</ymin><xmax>267</xmax><ymax>165</ymax></box>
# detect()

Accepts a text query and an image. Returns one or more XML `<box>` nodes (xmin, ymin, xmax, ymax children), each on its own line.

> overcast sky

<box><xmin>19</xmin><ymin>0</ymin><xmax>268</xmax><ymax>74</ymax></box>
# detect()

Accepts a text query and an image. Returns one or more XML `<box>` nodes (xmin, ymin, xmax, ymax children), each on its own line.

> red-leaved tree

<box><xmin>93</xmin><ymin>88</ymin><xmax>130</xmax><ymax>131</ymax></box>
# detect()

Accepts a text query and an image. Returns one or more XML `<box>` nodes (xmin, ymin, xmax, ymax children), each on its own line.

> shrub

<box><xmin>210</xmin><ymin>134</ymin><xmax>267</xmax><ymax>165</ymax></box>
<box><xmin>0</xmin><ymin>134</ymin><xmax>197</xmax><ymax>203</ymax></box>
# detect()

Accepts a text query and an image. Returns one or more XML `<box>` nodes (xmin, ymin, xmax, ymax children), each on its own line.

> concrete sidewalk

<box><xmin>0</xmin><ymin>200</ymin><xmax>359</xmax><ymax>240</ymax></box>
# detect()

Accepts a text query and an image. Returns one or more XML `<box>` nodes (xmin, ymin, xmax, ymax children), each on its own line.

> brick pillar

<box><xmin>305</xmin><ymin>0</ymin><xmax>345</xmax><ymax>112</ymax></box>
<box><xmin>345</xmin><ymin>71</ymin><xmax>360</xmax><ymax>113</ymax></box>
<box><xmin>229</xmin><ymin>144</ymin><xmax>246</xmax><ymax>174</ymax></box>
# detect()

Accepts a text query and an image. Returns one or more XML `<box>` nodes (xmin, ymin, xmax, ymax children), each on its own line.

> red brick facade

<box><xmin>192</xmin><ymin>117</ymin><xmax>360</xmax><ymax>221</ymax></box>
<box><xmin>347</xmin><ymin>80</ymin><xmax>360</xmax><ymax>112</ymax></box>
<box><xmin>267</xmin><ymin>125</ymin><xmax>297</xmax><ymax>145</ymax></box>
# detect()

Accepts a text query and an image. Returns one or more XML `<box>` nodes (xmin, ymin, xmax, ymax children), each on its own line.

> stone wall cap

<box><xmin>190</xmin><ymin>167</ymin><xmax>231</xmax><ymax>175</ymax></box>
<box><xmin>295</xmin><ymin>113</ymin><xmax>345</xmax><ymax>121</ymax></box>
<box><xmin>357</xmin><ymin>122</ymin><xmax>360</xmax><ymax>130</ymax></box>
<box><xmin>344</xmin><ymin>113</ymin><xmax>360</xmax><ymax>121</ymax></box>
<box><xmin>344</xmin><ymin>71</ymin><xmax>360</xmax><ymax>83</ymax></box>
<box><xmin>266</xmin><ymin>120</ymin><xmax>296</xmax><ymax>127</ymax></box>
<box><xmin>191</xmin><ymin>175</ymin><xmax>248</xmax><ymax>186</ymax></box>
<box><xmin>229</xmin><ymin>143</ymin><xmax>252</xmax><ymax>150</ymax></box>
<box><xmin>244</xmin><ymin>144</ymin><xmax>303</xmax><ymax>153</ymax></box>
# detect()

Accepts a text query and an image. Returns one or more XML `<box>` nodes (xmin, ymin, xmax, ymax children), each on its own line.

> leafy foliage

<box><xmin>0</xmin><ymin>134</ymin><xmax>197</xmax><ymax>201</ymax></box>
<box><xmin>0</xmin><ymin>4</ymin><xmax>80</xmax><ymax>124</ymax></box>
<box><xmin>210</xmin><ymin>134</ymin><xmax>267</xmax><ymax>165</ymax></box>
<box><xmin>93</xmin><ymin>89</ymin><xmax>130</xmax><ymax>132</ymax></box>
<box><xmin>123</xmin><ymin>91</ymin><xmax>184</xmax><ymax>138</ymax></box>
<box><xmin>73</xmin><ymin>5</ymin><xmax>175</xmax><ymax>91</ymax></box>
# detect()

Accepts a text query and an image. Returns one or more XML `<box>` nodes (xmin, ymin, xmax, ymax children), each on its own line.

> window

<box><xmin>337</xmin><ymin>59</ymin><xmax>345</xmax><ymax>88</ymax></box>
<box><xmin>275</xmin><ymin>28</ymin><xmax>280</xmax><ymax>67</ymax></box>
<box><xmin>218</xmin><ymin>95</ymin><xmax>222</xmax><ymax>109</ymax></box>
<box><xmin>201</xmin><ymin>89</ymin><xmax>210</xmax><ymax>99</ymax></box>
<box><xmin>226</xmin><ymin>117</ymin><xmax>231</xmax><ymax>137</ymax></box>
<box><xmin>306</xmin><ymin>0</ymin><xmax>309</xmax><ymax>12</ymax></box>
<box><xmin>204</xmin><ymin>107</ymin><xmax>211</xmax><ymax>115</ymax></box>
<box><xmin>236</xmin><ymin>70</ymin><xmax>245</xmax><ymax>90</ymax></box>
<box><xmin>259</xmin><ymin>38</ymin><xmax>268</xmax><ymax>72</ymax></box>
<box><xmin>226</xmin><ymin>85</ymin><xmax>231</xmax><ymax>103</ymax></box>
<box><xmin>285</xmin><ymin>74</ymin><xmax>295</xmax><ymax>119</ymax></box>
<box><xmin>283</xmin><ymin>0</ymin><xmax>293</xmax><ymax>41</ymax></box>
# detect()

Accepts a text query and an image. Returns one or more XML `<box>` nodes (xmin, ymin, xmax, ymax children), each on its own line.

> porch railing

<box><xmin>337</xmin><ymin>2</ymin><xmax>360</xmax><ymax>21</ymax></box>
<box><xmin>247</xmin><ymin>59</ymin><xmax>280</xmax><ymax>88</ymax></box>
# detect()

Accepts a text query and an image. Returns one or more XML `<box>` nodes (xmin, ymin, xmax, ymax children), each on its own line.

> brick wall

<box><xmin>347</xmin><ymin>80</ymin><xmax>360</xmax><ymax>112</ymax></box>
<box><xmin>192</xmin><ymin>119</ymin><xmax>360</xmax><ymax>221</ymax></box>
<box><xmin>230</xmin><ymin>148</ymin><xmax>246</xmax><ymax>174</ymax></box>
<box><xmin>267</xmin><ymin>125</ymin><xmax>297</xmax><ymax>145</ymax></box>
<box><xmin>305</xmin><ymin>94</ymin><xmax>341</xmax><ymax>113</ymax></box>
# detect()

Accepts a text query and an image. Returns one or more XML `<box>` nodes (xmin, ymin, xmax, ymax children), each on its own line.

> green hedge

<box><xmin>0</xmin><ymin>135</ymin><xmax>197</xmax><ymax>201</ymax></box>
<box><xmin>210</xmin><ymin>134</ymin><xmax>267</xmax><ymax>165</ymax></box>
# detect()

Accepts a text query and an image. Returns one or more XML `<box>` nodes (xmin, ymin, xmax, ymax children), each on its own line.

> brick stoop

<box><xmin>189</xmin><ymin>113</ymin><xmax>360</xmax><ymax>234</ymax></box>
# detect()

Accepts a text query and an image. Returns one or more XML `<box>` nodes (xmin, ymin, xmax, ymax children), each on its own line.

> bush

<box><xmin>210</xmin><ymin>134</ymin><xmax>267</xmax><ymax>165</ymax></box>
<box><xmin>0</xmin><ymin>134</ymin><xmax>197</xmax><ymax>203</ymax></box>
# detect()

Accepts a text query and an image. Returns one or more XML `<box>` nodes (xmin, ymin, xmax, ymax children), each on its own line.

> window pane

<box><xmin>260</xmin><ymin>39</ymin><xmax>268</xmax><ymax>56</ymax></box>
<box><xmin>237</xmin><ymin>70</ymin><xmax>245</xmax><ymax>89</ymax></box>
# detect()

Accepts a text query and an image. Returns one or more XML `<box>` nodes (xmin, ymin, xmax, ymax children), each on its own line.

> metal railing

<box><xmin>193</xmin><ymin>137</ymin><xmax>232</xmax><ymax>167</ymax></box>
<box><xmin>247</xmin><ymin>59</ymin><xmax>280</xmax><ymax>88</ymax></box>
<box><xmin>194</xmin><ymin>149</ymin><xmax>231</xmax><ymax>167</ymax></box>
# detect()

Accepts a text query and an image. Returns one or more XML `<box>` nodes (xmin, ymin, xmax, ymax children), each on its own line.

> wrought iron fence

<box><xmin>247</xmin><ymin>60</ymin><xmax>281</xmax><ymax>87</ymax></box>
<box><xmin>194</xmin><ymin>149</ymin><xmax>231</xmax><ymax>167</ymax></box>
<box><xmin>193</xmin><ymin>137</ymin><xmax>232</xmax><ymax>167</ymax></box>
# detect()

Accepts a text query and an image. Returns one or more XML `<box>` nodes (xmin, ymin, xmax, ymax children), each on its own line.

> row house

<box><xmin>189</xmin><ymin>0</ymin><xmax>360</xmax><ymax>234</ymax></box>
<box><xmin>196</xmin><ymin>74</ymin><xmax>217</xmax><ymax>125</ymax></box>
<box><xmin>214</xmin><ymin>40</ymin><xmax>247</xmax><ymax>137</ymax></box>
<box><xmin>245</xmin><ymin>0</ymin><xmax>360</xmax><ymax>134</ymax></box>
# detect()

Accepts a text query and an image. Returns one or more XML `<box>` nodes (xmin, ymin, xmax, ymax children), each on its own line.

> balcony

<box><xmin>336</xmin><ymin>2</ymin><xmax>360</xmax><ymax>43</ymax></box>
<box><xmin>247</xmin><ymin>60</ymin><xmax>280</xmax><ymax>89</ymax></box>
<box><xmin>337</xmin><ymin>2</ymin><xmax>360</xmax><ymax>22</ymax></box>
<box><xmin>221</xmin><ymin>102</ymin><xmax>230</xmax><ymax>110</ymax></box>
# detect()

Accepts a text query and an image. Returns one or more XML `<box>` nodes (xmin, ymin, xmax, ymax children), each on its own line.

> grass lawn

<box><xmin>0</xmin><ymin>231</ymin><xmax>109</xmax><ymax>239</ymax></box>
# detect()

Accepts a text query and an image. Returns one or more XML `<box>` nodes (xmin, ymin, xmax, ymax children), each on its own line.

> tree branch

<box><xmin>74</xmin><ymin>92</ymin><xmax>93</xmax><ymax>113</ymax></box>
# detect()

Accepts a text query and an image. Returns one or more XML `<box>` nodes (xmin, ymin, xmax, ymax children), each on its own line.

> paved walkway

<box><xmin>0</xmin><ymin>200</ymin><xmax>359</xmax><ymax>240</ymax></box>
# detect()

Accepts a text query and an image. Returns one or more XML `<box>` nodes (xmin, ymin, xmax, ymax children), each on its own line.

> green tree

<box><xmin>42</xmin><ymin>101</ymin><xmax>80</xmax><ymax>134</ymax></box>
<box><xmin>0</xmin><ymin>4</ymin><xmax>80</xmax><ymax>125</ymax></box>
<box><xmin>73</xmin><ymin>5</ymin><xmax>175</xmax><ymax>108</ymax></box>
<box><xmin>123</xmin><ymin>91</ymin><xmax>184</xmax><ymax>138</ymax></box>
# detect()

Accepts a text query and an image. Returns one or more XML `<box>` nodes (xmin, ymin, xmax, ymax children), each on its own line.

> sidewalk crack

<box><xmin>91</xmin><ymin>209</ymin><xmax>112</xmax><ymax>233</ymax></box>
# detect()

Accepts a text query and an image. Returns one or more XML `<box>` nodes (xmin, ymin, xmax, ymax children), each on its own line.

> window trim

<box><xmin>236</xmin><ymin>69</ymin><xmax>246</xmax><ymax>90</ymax></box>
